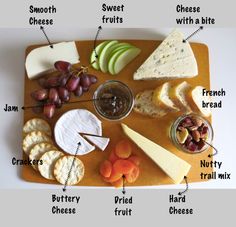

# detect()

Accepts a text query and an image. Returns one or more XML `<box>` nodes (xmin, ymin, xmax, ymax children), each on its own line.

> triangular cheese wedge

<box><xmin>121</xmin><ymin>123</ymin><xmax>191</xmax><ymax>184</ymax></box>
<box><xmin>83</xmin><ymin>135</ymin><xmax>110</xmax><ymax>151</ymax></box>
<box><xmin>134</xmin><ymin>29</ymin><xmax>198</xmax><ymax>80</ymax></box>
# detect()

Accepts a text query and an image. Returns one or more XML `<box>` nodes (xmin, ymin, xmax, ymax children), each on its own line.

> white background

<box><xmin>0</xmin><ymin>28</ymin><xmax>235</xmax><ymax>189</ymax></box>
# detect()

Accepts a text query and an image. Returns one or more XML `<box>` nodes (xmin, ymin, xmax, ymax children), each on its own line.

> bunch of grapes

<box><xmin>31</xmin><ymin>61</ymin><xmax>98</xmax><ymax>118</ymax></box>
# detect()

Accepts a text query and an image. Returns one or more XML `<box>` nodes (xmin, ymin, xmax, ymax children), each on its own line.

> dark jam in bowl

<box><xmin>93</xmin><ymin>80</ymin><xmax>134</xmax><ymax>120</ymax></box>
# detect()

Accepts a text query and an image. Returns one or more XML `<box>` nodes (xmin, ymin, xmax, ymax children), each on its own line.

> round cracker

<box><xmin>38</xmin><ymin>150</ymin><xmax>64</xmax><ymax>180</ymax></box>
<box><xmin>29</xmin><ymin>142</ymin><xmax>56</xmax><ymax>171</ymax></box>
<box><xmin>23</xmin><ymin>131</ymin><xmax>52</xmax><ymax>155</ymax></box>
<box><xmin>54</xmin><ymin>156</ymin><xmax>85</xmax><ymax>185</ymax></box>
<box><xmin>23</xmin><ymin>118</ymin><xmax>51</xmax><ymax>137</ymax></box>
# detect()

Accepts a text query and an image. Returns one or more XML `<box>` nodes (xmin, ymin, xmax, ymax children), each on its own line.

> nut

<box><xmin>189</xmin><ymin>126</ymin><xmax>198</xmax><ymax>131</ymax></box>
<box><xmin>192</xmin><ymin>130</ymin><xmax>201</xmax><ymax>142</ymax></box>
<box><xmin>192</xmin><ymin>117</ymin><xmax>203</xmax><ymax>127</ymax></box>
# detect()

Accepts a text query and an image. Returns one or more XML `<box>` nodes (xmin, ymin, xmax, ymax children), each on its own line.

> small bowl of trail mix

<box><xmin>170</xmin><ymin>114</ymin><xmax>213</xmax><ymax>154</ymax></box>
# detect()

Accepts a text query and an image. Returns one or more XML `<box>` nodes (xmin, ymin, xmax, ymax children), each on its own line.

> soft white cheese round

<box><xmin>54</xmin><ymin>109</ymin><xmax>102</xmax><ymax>155</ymax></box>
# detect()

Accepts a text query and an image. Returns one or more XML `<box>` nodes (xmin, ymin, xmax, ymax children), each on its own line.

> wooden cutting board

<box><xmin>22</xmin><ymin>40</ymin><xmax>213</xmax><ymax>186</ymax></box>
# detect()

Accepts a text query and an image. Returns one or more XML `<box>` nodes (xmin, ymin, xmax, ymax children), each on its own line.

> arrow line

<box><xmin>206</xmin><ymin>141</ymin><xmax>218</xmax><ymax>158</ymax></box>
<box><xmin>40</xmin><ymin>26</ymin><xmax>53</xmax><ymax>48</ymax></box>
<box><xmin>93</xmin><ymin>26</ymin><xmax>102</xmax><ymax>58</ymax></box>
<box><xmin>178</xmin><ymin>176</ymin><xmax>188</xmax><ymax>196</ymax></box>
<box><xmin>22</xmin><ymin>96</ymin><xmax>115</xmax><ymax>110</ymax></box>
<box><xmin>122</xmin><ymin>175</ymin><xmax>126</xmax><ymax>194</ymax></box>
<box><xmin>63</xmin><ymin>142</ymin><xmax>81</xmax><ymax>192</ymax></box>
<box><xmin>183</xmin><ymin>26</ymin><xmax>203</xmax><ymax>43</ymax></box>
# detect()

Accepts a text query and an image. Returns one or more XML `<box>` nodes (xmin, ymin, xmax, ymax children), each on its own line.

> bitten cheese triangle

<box><xmin>121</xmin><ymin>123</ymin><xmax>191</xmax><ymax>184</ymax></box>
<box><xmin>134</xmin><ymin>29</ymin><xmax>198</xmax><ymax>80</ymax></box>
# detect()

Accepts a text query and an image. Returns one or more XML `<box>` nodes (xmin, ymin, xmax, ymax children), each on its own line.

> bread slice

<box><xmin>152</xmin><ymin>82</ymin><xmax>179</xmax><ymax>112</ymax></box>
<box><xmin>169</xmin><ymin>81</ymin><xmax>192</xmax><ymax>113</ymax></box>
<box><xmin>134</xmin><ymin>90</ymin><xmax>167</xmax><ymax>118</ymax></box>
<box><xmin>133</xmin><ymin>29</ymin><xmax>198</xmax><ymax>80</ymax></box>
<box><xmin>187</xmin><ymin>86</ymin><xmax>211</xmax><ymax>117</ymax></box>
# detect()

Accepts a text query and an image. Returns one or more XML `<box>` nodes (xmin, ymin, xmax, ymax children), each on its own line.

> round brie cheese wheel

<box><xmin>54</xmin><ymin>109</ymin><xmax>102</xmax><ymax>155</ymax></box>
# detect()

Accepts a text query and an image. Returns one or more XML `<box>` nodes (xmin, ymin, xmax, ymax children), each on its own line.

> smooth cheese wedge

<box><xmin>134</xmin><ymin>29</ymin><xmax>198</xmax><ymax>80</ymax></box>
<box><xmin>54</xmin><ymin>109</ymin><xmax>102</xmax><ymax>155</ymax></box>
<box><xmin>121</xmin><ymin>124</ymin><xmax>191</xmax><ymax>184</ymax></box>
<box><xmin>83</xmin><ymin>135</ymin><xmax>110</xmax><ymax>151</ymax></box>
<box><xmin>25</xmin><ymin>41</ymin><xmax>79</xmax><ymax>79</ymax></box>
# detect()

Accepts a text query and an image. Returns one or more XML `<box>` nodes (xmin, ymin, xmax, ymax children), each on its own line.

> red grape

<box><xmin>66</xmin><ymin>74</ymin><xmax>80</xmax><ymax>92</ymax></box>
<box><xmin>31</xmin><ymin>89</ymin><xmax>48</xmax><ymax>101</ymax></box>
<box><xmin>74</xmin><ymin>85</ymin><xmax>83</xmax><ymax>97</ymax></box>
<box><xmin>54</xmin><ymin>61</ymin><xmax>71</xmax><ymax>73</ymax></box>
<box><xmin>82</xmin><ymin>86</ymin><xmax>89</xmax><ymax>92</ymax></box>
<box><xmin>55</xmin><ymin>98</ymin><xmax>62</xmax><ymax>108</ymax></box>
<box><xmin>80</xmin><ymin>74</ymin><xmax>91</xmax><ymax>88</ymax></box>
<box><xmin>88</xmin><ymin>74</ymin><xmax>98</xmax><ymax>84</ymax></box>
<box><xmin>43</xmin><ymin>103</ymin><xmax>55</xmax><ymax>118</ymax></box>
<box><xmin>48</xmin><ymin>88</ymin><xmax>59</xmax><ymax>103</ymax></box>
<box><xmin>45</xmin><ymin>76</ymin><xmax>61</xmax><ymax>87</ymax></box>
<box><xmin>58</xmin><ymin>87</ymin><xmax>70</xmax><ymax>102</ymax></box>
<box><xmin>59</xmin><ymin>73</ymin><xmax>70</xmax><ymax>87</ymax></box>
<box><xmin>38</xmin><ymin>77</ymin><xmax>47</xmax><ymax>88</ymax></box>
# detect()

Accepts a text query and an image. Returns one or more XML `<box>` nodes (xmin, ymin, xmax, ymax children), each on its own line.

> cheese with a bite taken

<box><xmin>121</xmin><ymin>123</ymin><xmax>191</xmax><ymax>184</ymax></box>
<box><xmin>133</xmin><ymin>29</ymin><xmax>198</xmax><ymax>80</ymax></box>
<box><xmin>25</xmin><ymin>41</ymin><xmax>79</xmax><ymax>79</ymax></box>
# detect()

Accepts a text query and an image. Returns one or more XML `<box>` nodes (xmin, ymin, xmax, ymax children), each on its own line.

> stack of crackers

<box><xmin>22</xmin><ymin>118</ymin><xmax>84</xmax><ymax>185</ymax></box>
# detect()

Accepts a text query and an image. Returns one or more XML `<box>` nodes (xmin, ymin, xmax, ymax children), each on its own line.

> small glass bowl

<box><xmin>170</xmin><ymin>113</ymin><xmax>214</xmax><ymax>154</ymax></box>
<box><xmin>93</xmin><ymin>80</ymin><xmax>134</xmax><ymax>121</ymax></box>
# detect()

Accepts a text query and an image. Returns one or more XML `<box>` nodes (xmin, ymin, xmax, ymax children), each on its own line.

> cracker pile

<box><xmin>22</xmin><ymin>118</ymin><xmax>85</xmax><ymax>185</ymax></box>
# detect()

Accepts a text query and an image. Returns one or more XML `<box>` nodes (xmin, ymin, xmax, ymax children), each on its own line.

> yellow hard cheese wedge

<box><xmin>121</xmin><ymin>124</ymin><xmax>191</xmax><ymax>184</ymax></box>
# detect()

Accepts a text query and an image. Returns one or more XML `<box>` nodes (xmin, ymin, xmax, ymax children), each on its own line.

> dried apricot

<box><xmin>125</xmin><ymin>165</ymin><xmax>140</xmax><ymax>183</ymax></box>
<box><xmin>103</xmin><ymin>167</ymin><xmax>123</xmax><ymax>183</ymax></box>
<box><xmin>111</xmin><ymin>177</ymin><xmax>123</xmax><ymax>188</ymax></box>
<box><xmin>99</xmin><ymin>160</ymin><xmax>112</xmax><ymax>178</ymax></box>
<box><xmin>127</xmin><ymin>155</ymin><xmax>141</xmax><ymax>166</ymax></box>
<box><xmin>115</xmin><ymin>140</ymin><xmax>132</xmax><ymax>159</ymax></box>
<box><xmin>109</xmin><ymin>149</ymin><xmax>120</xmax><ymax>163</ymax></box>
<box><xmin>113</xmin><ymin>159</ymin><xmax>135</xmax><ymax>174</ymax></box>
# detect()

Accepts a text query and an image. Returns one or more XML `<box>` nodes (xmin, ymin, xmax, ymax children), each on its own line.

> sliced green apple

<box><xmin>90</xmin><ymin>41</ymin><xmax>109</xmax><ymax>70</ymax></box>
<box><xmin>98</xmin><ymin>40</ymin><xmax>118</xmax><ymax>73</ymax></box>
<box><xmin>110</xmin><ymin>44</ymin><xmax>133</xmax><ymax>57</ymax></box>
<box><xmin>113</xmin><ymin>47</ymin><xmax>141</xmax><ymax>75</ymax></box>
<box><xmin>108</xmin><ymin>47</ymin><xmax>132</xmax><ymax>75</ymax></box>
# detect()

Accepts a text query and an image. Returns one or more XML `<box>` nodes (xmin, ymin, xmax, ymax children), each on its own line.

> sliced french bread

<box><xmin>152</xmin><ymin>82</ymin><xmax>179</xmax><ymax>112</ymax></box>
<box><xmin>169</xmin><ymin>81</ymin><xmax>192</xmax><ymax>113</ymax></box>
<box><xmin>134</xmin><ymin>90</ymin><xmax>167</xmax><ymax>118</ymax></box>
<box><xmin>187</xmin><ymin>86</ymin><xmax>211</xmax><ymax>117</ymax></box>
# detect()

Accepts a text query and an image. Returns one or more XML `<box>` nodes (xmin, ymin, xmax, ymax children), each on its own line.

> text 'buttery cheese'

<box><xmin>121</xmin><ymin>123</ymin><xmax>191</xmax><ymax>184</ymax></box>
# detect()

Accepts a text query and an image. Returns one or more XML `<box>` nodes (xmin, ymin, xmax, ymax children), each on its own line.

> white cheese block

<box><xmin>134</xmin><ymin>29</ymin><xmax>198</xmax><ymax>80</ymax></box>
<box><xmin>54</xmin><ymin>109</ymin><xmax>102</xmax><ymax>155</ymax></box>
<box><xmin>25</xmin><ymin>41</ymin><xmax>79</xmax><ymax>79</ymax></box>
<box><xmin>83</xmin><ymin>135</ymin><xmax>110</xmax><ymax>151</ymax></box>
<box><xmin>121</xmin><ymin>123</ymin><xmax>191</xmax><ymax>184</ymax></box>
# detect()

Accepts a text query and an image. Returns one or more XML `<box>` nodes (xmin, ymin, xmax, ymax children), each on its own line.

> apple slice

<box><xmin>108</xmin><ymin>47</ymin><xmax>132</xmax><ymax>75</ymax></box>
<box><xmin>109</xmin><ymin>43</ymin><xmax>132</xmax><ymax>55</ymax></box>
<box><xmin>113</xmin><ymin>47</ymin><xmax>141</xmax><ymax>75</ymax></box>
<box><xmin>98</xmin><ymin>40</ymin><xmax>118</xmax><ymax>73</ymax></box>
<box><xmin>90</xmin><ymin>41</ymin><xmax>109</xmax><ymax>70</ymax></box>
